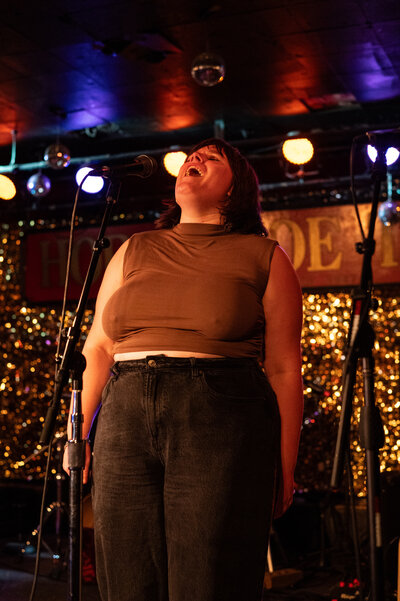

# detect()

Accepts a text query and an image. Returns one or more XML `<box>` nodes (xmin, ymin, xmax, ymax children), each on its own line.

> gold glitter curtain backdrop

<box><xmin>0</xmin><ymin>223</ymin><xmax>399</xmax><ymax>494</ymax></box>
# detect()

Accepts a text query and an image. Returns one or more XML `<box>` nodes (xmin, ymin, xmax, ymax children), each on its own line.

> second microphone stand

<box><xmin>330</xmin><ymin>150</ymin><xmax>387</xmax><ymax>601</ymax></box>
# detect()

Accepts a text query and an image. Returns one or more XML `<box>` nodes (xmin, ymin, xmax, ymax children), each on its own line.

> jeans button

<box><xmin>148</xmin><ymin>359</ymin><xmax>156</xmax><ymax>367</ymax></box>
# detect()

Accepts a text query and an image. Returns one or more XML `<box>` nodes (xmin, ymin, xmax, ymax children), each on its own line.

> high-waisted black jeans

<box><xmin>92</xmin><ymin>356</ymin><xmax>280</xmax><ymax>601</ymax></box>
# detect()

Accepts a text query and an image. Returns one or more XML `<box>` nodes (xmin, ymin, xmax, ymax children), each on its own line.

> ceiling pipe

<box><xmin>0</xmin><ymin>142</ymin><xmax>352</xmax><ymax>174</ymax></box>
<box><xmin>0</xmin><ymin>148</ymin><xmax>168</xmax><ymax>174</ymax></box>
<box><xmin>259</xmin><ymin>173</ymin><xmax>370</xmax><ymax>191</ymax></box>
<box><xmin>0</xmin><ymin>151</ymin><xmax>371</xmax><ymax>194</ymax></box>
<box><xmin>0</xmin><ymin>127</ymin><xmax>365</xmax><ymax>174</ymax></box>
<box><xmin>9</xmin><ymin>130</ymin><xmax>17</xmax><ymax>166</ymax></box>
<box><xmin>0</xmin><ymin>136</ymin><xmax>277</xmax><ymax>174</ymax></box>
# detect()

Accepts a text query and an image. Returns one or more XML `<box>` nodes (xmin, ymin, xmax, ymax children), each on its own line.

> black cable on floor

<box><xmin>28</xmin><ymin>439</ymin><xmax>53</xmax><ymax>601</ymax></box>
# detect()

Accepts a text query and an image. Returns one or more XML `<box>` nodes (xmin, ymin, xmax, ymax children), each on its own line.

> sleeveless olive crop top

<box><xmin>102</xmin><ymin>223</ymin><xmax>278</xmax><ymax>358</ymax></box>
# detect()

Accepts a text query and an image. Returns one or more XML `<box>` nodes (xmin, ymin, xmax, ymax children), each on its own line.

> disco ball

<box><xmin>191</xmin><ymin>52</ymin><xmax>226</xmax><ymax>87</ymax></box>
<box><xmin>378</xmin><ymin>199</ymin><xmax>400</xmax><ymax>226</ymax></box>
<box><xmin>27</xmin><ymin>172</ymin><xmax>51</xmax><ymax>198</ymax></box>
<box><xmin>44</xmin><ymin>143</ymin><xmax>71</xmax><ymax>169</ymax></box>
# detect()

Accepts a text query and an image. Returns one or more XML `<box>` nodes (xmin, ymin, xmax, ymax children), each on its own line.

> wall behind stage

<box><xmin>0</xmin><ymin>216</ymin><xmax>399</xmax><ymax>495</ymax></box>
<box><xmin>22</xmin><ymin>204</ymin><xmax>399</xmax><ymax>303</ymax></box>
<box><xmin>263</xmin><ymin>204</ymin><xmax>399</xmax><ymax>287</ymax></box>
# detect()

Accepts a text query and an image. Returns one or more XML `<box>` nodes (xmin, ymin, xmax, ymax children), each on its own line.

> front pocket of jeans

<box><xmin>200</xmin><ymin>369</ymin><xmax>266</xmax><ymax>403</ymax></box>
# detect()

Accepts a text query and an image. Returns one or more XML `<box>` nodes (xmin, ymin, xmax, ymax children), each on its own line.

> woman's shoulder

<box><xmin>123</xmin><ymin>227</ymin><xmax>172</xmax><ymax>261</ymax></box>
<box><xmin>125</xmin><ymin>227</ymin><xmax>170</xmax><ymax>247</ymax></box>
<box><xmin>230</xmin><ymin>231</ymin><xmax>278</xmax><ymax>252</ymax></box>
<box><xmin>129</xmin><ymin>227</ymin><xmax>171</xmax><ymax>241</ymax></box>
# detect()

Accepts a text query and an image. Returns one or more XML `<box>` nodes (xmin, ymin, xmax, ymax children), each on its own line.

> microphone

<box><xmin>90</xmin><ymin>155</ymin><xmax>158</xmax><ymax>178</ymax></box>
<box><xmin>354</xmin><ymin>129</ymin><xmax>400</xmax><ymax>149</ymax></box>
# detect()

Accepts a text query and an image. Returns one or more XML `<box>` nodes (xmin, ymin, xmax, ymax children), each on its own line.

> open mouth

<box><xmin>185</xmin><ymin>166</ymin><xmax>203</xmax><ymax>177</ymax></box>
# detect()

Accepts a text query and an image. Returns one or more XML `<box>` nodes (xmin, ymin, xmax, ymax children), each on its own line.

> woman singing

<box><xmin>64</xmin><ymin>138</ymin><xmax>303</xmax><ymax>601</ymax></box>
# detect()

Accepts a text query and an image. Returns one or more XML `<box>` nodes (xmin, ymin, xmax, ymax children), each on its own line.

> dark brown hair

<box><xmin>155</xmin><ymin>138</ymin><xmax>267</xmax><ymax>235</ymax></box>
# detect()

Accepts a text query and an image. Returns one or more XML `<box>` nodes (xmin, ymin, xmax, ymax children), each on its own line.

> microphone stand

<box><xmin>67</xmin><ymin>351</ymin><xmax>86</xmax><ymax>601</ymax></box>
<box><xmin>39</xmin><ymin>181</ymin><xmax>120</xmax><ymax>601</ymax></box>
<box><xmin>330</xmin><ymin>150</ymin><xmax>386</xmax><ymax>601</ymax></box>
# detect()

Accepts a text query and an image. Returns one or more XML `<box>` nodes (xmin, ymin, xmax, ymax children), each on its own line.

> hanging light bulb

<box><xmin>0</xmin><ymin>174</ymin><xmax>16</xmax><ymax>200</ymax></box>
<box><xmin>191</xmin><ymin>52</ymin><xmax>226</xmax><ymax>87</ymax></box>
<box><xmin>378</xmin><ymin>200</ymin><xmax>400</xmax><ymax>226</ymax></box>
<box><xmin>44</xmin><ymin>143</ymin><xmax>71</xmax><ymax>169</ymax></box>
<box><xmin>282</xmin><ymin>138</ymin><xmax>314</xmax><ymax>165</ymax></box>
<box><xmin>27</xmin><ymin>172</ymin><xmax>51</xmax><ymax>197</ymax></box>
<box><xmin>378</xmin><ymin>172</ymin><xmax>400</xmax><ymax>225</ymax></box>
<box><xmin>163</xmin><ymin>151</ymin><xmax>187</xmax><ymax>177</ymax></box>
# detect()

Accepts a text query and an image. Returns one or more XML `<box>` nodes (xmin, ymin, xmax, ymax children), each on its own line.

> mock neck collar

<box><xmin>173</xmin><ymin>223</ymin><xmax>227</xmax><ymax>236</ymax></box>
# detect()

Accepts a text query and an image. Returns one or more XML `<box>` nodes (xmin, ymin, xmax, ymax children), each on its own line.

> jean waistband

<box><xmin>113</xmin><ymin>355</ymin><xmax>259</xmax><ymax>374</ymax></box>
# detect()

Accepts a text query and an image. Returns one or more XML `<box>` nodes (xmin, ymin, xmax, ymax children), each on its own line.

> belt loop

<box><xmin>190</xmin><ymin>357</ymin><xmax>199</xmax><ymax>378</ymax></box>
<box><xmin>112</xmin><ymin>362</ymin><xmax>120</xmax><ymax>377</ymax></box>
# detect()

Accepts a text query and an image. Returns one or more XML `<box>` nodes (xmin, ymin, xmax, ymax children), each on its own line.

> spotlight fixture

<box><xmin>367</xmin><ymin>145</ymin><xmax>400</xmax><ymax>166</ymax></box>
<box><xmin>0</xmin><ymin>174</ymin><xmax>16</xmax><ymax>200</ymax></box>
<box><xmin>282</xmin><ymin>138</ymin><xmax>314</xmax><ymax>165</ymax></box>
<box><xmin>163</xmin><ymin>151</ymin><xmax>187</xmax><ymax>177</ymax></box>
<box><xmin>76</xmin><ymin>167</ymin><xmax>105</xmax><ymax>194</ymax></box>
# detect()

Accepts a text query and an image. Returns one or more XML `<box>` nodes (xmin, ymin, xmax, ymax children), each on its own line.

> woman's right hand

<box><xmin>63</xmin><ymin>440</ymin><xmax>92</xmax><ymax>484</ymax></box>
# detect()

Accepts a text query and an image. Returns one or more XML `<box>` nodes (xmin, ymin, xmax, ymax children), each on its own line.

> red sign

<box><xmin>23</xmin><ymin>205</ymin><xmax>399</xmax><ymax>302</ymax></box>
<box><xmin>24</xmin><ymin>223</ymin><xmax>154</xmax><ymax>302</ymax></box>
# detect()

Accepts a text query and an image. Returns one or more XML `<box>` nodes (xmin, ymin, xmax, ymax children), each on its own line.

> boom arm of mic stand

<box><xmin>331</xmin><ymin>151</ymin><xmax>385</xmax><ymax>489</ymax></box>
<box><xmin>40</xmin><ymin>186</ymin><xmax>120</xmax><ymax>446</ymax></box>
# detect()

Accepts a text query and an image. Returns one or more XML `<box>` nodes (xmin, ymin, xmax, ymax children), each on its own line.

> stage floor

<box><xmin>0</xmin><ymin>537</ymin><xmax>383</xmax><ymax>601</ymax></box>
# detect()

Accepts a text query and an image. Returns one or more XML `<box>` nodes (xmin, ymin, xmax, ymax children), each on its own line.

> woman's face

<box><xmin>175</xmin><ymin>145</ymin><xmax>233</xmax><ymax>216</ymax></box>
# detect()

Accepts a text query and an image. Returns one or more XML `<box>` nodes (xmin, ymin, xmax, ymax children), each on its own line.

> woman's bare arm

<box><xmin>262</xmin><ymin>245</ymin><xmax>304</xmax><ymax>517</ymax></box>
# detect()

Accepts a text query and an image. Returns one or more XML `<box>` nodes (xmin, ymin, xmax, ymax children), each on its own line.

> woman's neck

<box><xmin>179</xmin><ymin>211</ymin><xmax>222</xmax><ymax>224</ymax></box>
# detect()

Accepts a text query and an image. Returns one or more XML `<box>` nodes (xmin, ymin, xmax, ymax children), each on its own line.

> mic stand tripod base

<box><xmin>264</xmin><ymin>539</ymin><xmax>303</xmax><ymax>590</ymax></box>
<box><xmin>263</xmin><ymin>568</ymin><xmax>303</xmax><ymax>590</ymax></box>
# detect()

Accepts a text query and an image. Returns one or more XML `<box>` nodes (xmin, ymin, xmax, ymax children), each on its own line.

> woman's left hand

<box><xmin>273</xmin><ymin>473</ymin><xmax>294</xmax><ymax>519</ymax></box>
<box><xmin>63</xmin><ymin>440</ymin><xmax>92</xmax><ymax>485</ymax></box>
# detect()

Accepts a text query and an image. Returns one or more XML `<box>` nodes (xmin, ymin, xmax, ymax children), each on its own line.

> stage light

<box><xmin>378</xmin><ymin>171</ymin><xmax>400</xmax><ymax>226</ymax></box>
<box><xmin>76</xmin><ymin>167</ymin><xmax>105</xmax><ymax>194</ymax></box>
<box><xmin>367</xmin><ymin>145</ymin><xmax>400</xmax><ymax>166</ymax></box>
<box><xmin>378</xmin><ymin>200</ymin><xmax>400</xmax><ymax>226</ymax></box>
<box><xmin>282</xmin><ymin>138</ymin><xmax>314</xmax><ymax>165</ymax></box>
<box><xmin>27</xmin><ymin>172</ymin><xmax>51</xmax><ymax>198</ymax></box>
<box><xmin>44</xmin><ymin>143</ymin><xmax>71</xmax><ymax>169</ymax></box>
<box><xmin>0</xmin><ymin>174</ymin><xmax>16</xmax><ymax>200</ymax></box>
<box><xmin>163</xmin><ymin>151</ymin><xmax>187</xmax><ymax>177</ymax></box>
<box><xmin>191</xmin><ymin>52</ymin><xmax>226</xmax><ymax>87</ymax></box>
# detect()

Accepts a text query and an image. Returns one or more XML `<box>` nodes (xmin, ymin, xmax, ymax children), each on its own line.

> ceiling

<box><xmin>1</xmin><ymin>0</ymin><xmax>400</xmax><ymax>218</ymax></box>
